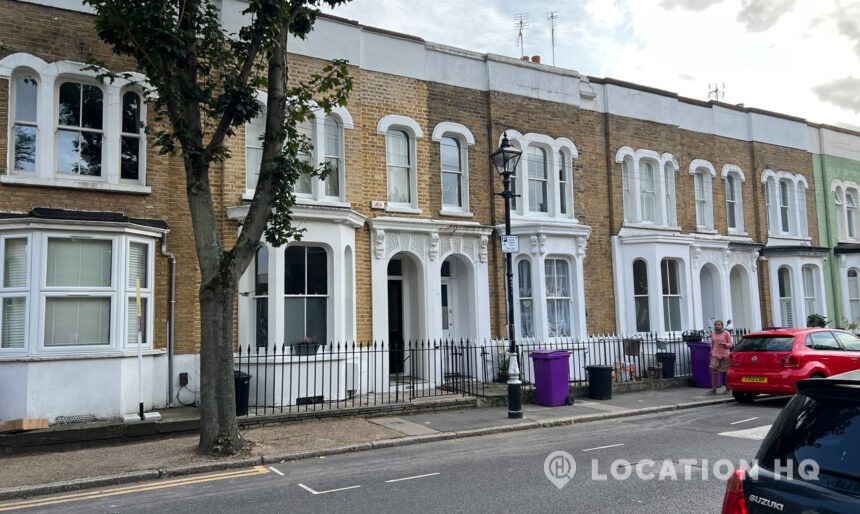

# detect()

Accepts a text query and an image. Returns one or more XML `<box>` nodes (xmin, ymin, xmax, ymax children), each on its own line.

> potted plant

<box><xmin>496</xmin><ymin>343</ymin><xmax>510</xmax><ymax>383</ymax></box>
<box><xmin>843</xmin><ymin>318</ymin><xmax>860</xmax><ymax>335</ymax></box>
<box><xmin>807</xmin><ymin>314</ymin><xmax>829</xmax><ymax>328</ymax></box>
<box><xmin>291</xmin><ymin>336</ymin><xmax>322</xmax><ymax>356</ymax></box>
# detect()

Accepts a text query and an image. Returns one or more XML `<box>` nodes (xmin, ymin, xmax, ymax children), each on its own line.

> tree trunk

<box><xmin>196</xmin><ymin>272</ymin><xmax>244</xmax><ymax>455</ymax></box>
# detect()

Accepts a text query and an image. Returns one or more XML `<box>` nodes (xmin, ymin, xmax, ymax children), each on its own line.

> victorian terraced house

<box><xmin>1</xmin><ymin>0</ymin><xmax>859</xmax><ymax>422</ymax></box>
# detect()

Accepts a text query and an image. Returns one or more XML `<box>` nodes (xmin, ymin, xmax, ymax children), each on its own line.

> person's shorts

<box><xmin>709</xmin><ymin>356</ymin><xmax>730</xmax><ymax>372</ymax></box>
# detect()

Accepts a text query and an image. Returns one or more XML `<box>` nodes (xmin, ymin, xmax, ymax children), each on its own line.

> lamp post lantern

<box><xmin>491</xmin><ymin>132</ymin><xmax>523</xmax><ymax>419</ymax></box>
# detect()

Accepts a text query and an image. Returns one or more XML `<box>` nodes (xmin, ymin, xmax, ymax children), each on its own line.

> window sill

<box><xmin>0</xmin><ymin>348</ymin><xmax>164</xmax><ymax>362</ymax></box>
<box><xmin>695</xmin><ymin>228</ymin><xmax>719</xmax><ymax>235</ymax></box>
<box><xmin>2</xmin><ymin>175</ymin><xmax>151</xmax><ymax>194</ymax></box>
<box><xmin>385</xmin><ymin>205</ymin><xmax>422</xmax><ymax>215</ymax></box>
<box><xmin>439</xmin><ymin>209</ymin><xmax>474</xmax><ymax>218</ymax></box>
<box><xmin>622</xmin><ymin>222</ymin><xmax>682</xmax><ymax>232</ymax></box>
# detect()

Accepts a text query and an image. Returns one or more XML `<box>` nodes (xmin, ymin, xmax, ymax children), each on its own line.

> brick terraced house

<box><xmin>1</xmin><ymin>0</ymin><xmax>858</xmax><ymax>422</ymax></box>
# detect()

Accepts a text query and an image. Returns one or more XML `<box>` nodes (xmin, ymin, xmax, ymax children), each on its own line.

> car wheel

<box><xmin>732</xmin><ymin>391</ymin><xmax>757</xmax><ymax>403</ymax></box>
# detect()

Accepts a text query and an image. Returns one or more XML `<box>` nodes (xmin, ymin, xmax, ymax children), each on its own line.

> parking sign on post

<box><xmin>501</xmin><ymin>235</ymin><xmax>519</xmax><ymax>253</ymax></box>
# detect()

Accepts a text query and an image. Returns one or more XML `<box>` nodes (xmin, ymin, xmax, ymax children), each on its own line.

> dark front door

<box><xmin>388</xmin><ymin>279</ymin><xmax>404</xmax><ymax>374</ymax></box>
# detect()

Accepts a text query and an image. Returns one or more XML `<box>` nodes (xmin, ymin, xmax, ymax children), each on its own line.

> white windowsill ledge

<box><xmin>1</xmin><ymin>175</ymin><xmax>151</xmax><ymax>195</ymax></box>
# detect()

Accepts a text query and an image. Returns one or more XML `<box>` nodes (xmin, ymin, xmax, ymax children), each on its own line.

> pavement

<box><xmin>0</xmin><ymin>383</ymin><xmax>738</xmax><ymax>501</ymax></box>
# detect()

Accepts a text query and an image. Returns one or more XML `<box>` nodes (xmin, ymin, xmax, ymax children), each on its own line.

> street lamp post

<box><xmin>491</xmin><ymin>132</ymin><xmax>523</xmax><ymax>419</ymax></box>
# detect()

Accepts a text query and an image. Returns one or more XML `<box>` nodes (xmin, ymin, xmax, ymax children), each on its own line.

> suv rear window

<box><xmin>757</xmin><ymin>392</ymin><xmax>860</xmax><ymax>495</ymax></box>
<box><xmin>734</xmin><ymin>336</ymin><xmax>794</xmax><ymax>352</ymax></box>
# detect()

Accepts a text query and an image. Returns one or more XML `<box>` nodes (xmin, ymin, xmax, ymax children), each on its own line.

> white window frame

<box><xmin>432</xmin><ymin>122</ymin><xmax>475</xmax><ymax>216</ymax></box>
<box><xmin>244</xmin><ymin>92</ymin><xmax>353</xmax><ymax>204</ymax></box>
<box><xmin>615</xmin><ymin>147</ymin><xmax>679</xmax><ymax>228</ymax></box>
<box><xmin>722</xmin><ymin>165</ymin><xmax>746</xmax><ymax>234</ymax></box>
<box><xmin>633</xmin><ymin>259</ymin><xmax>650</xmax><ymax>333</ymax></box>
<box><xmin>501</xmin><ymin>131</ymin><xmax>578</xmax><ymax>219</ymax></box>
<box><xmin>378</xmin><ymin>115</ymin><xmax>423</xmax><ymax>214</ymax></box>
<box><xmin>0</xmin><ymin>227</ymin><xmax>157</xmax><ymax>355</ymax></box>
<box><xmin>778</xmin><ymin>266</ymin><xmax>794</xmax><ymax>327</ymax></box>
<box><xmin>516</xmin><ymin>258</ymin><xmax>534</xmax><ymax>339</ymax></box>
<box><xmin>661</xmin><ymin>258</ymin><xmax>683</xmax><ymax>332</ymax></box>
<box><xmin>848</xmin><ymin>268</ymin><xmax>860</xmax><ymax>326</ymax></box>
<box><xmin>761</xmin><ymin>170</ymin><xmax>809</xmax><ymax>240</ymax></box>
<box><xmin>0</xmin><ymin>53</ymin><xmax>149</xmax><ymax>193</ymax></box>
<box><xmin>689</xmin><ymin>159</ymin><xmax>715</xmax><ymax>231</ymax></box>
<box><xmin>802</xmin><ymin>265</ymin><xmax>820</xmax><ymax>319</ymax></box>
<box><xmin>545</xmin><ymin>258</ymin><xmax>571</xmax><ymax>337</ymax></box>
<box><xmin>0</xmin><ymin>235</ymin><xmax>30</xmax><ymax>350</ymax></box>
<box><xmin>847</xmin><ymin>190</ymin><xmax>858</xmax><ymax>240</ymax></box>
<box><xmin>527</xmin><ymin>146</ymin><xmax>550</xmax><ymax>213</ymax></box>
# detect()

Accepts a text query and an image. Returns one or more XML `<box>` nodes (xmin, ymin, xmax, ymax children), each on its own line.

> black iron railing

<box><xmin>234</xmin><ymin>330</ymin><xmax>752</xmax><ymax>416</ymax></box>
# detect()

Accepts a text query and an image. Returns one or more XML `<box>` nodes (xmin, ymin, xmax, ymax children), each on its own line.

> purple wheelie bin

<box><xmin>530</xmin><ymin>349</ymin><xmax>573</xmax><ymax>406</ymax></box>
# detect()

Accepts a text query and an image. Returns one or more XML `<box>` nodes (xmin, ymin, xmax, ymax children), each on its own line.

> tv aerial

<box><xmin>708</xmin><ymin>82</ymin><xmax>725</xmax><ymax>101</ymax></box>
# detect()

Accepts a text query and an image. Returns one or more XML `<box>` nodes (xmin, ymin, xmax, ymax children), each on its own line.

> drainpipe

<box><xmin>160</xmin><ymin>233</ymin><xmax>176</xmax><ymax>407</ymax></box>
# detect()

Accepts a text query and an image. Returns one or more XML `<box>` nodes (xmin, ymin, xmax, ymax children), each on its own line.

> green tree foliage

<box><xmin>83</xmin><ymin>0</ymin><xmax>352</xmax><ymax>455</ymax></box>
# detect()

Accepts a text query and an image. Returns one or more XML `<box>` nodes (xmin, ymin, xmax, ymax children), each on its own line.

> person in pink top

<box><xmin>709</xmin><ymin>320</ymin><xmax>734</xmax><ymax>394</ymax></box>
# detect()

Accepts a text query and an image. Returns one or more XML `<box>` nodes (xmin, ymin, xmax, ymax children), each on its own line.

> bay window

<box><xmin>0</xmin><ymin>227</ymin><xmax>156</xmax><ymax>353</ymax></box>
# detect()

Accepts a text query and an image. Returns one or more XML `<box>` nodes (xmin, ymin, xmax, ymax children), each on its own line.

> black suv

<box><xmin>722</xmin><ymin>369</ymin><xmax>860</xmax><ymax>513</ymax></box>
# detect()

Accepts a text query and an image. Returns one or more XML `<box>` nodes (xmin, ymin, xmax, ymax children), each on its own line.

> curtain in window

<box><xmin>517</xmin><ymin>260</ymin><xmax>534</xmax><ymax>338</ymax></box>
<box><xmin>545</xmin><ymin>259</ymin><xmax>570</xmax><ymax>337</ymax></box>
<box><xmin>849</xmin><ymin>269</ymin><xmax>860</xmax><ymax>324</ymax></box>
<box><xmin>778</xmin><ymin>267</ymin><xmax>794</xmax><ymax>327</ymax></box>
<box><xmin>126</xmin><ymin>242</ymin><xmax>148</xmax><ymax>345</ymax></box>
<box><xmin>45</xmin><ymin>239</ymin><xmax>112</xmax><ymax>346</ymax></box>
<box><xmin>802</xmin><ymin>266</ymin><xmax>817</xmax><ymax>316</ymax></box>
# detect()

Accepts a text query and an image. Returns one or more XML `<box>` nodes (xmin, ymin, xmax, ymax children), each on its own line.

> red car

<box><xmin>726</xmin><ymin>327</ymin><xmax>860</xmax><ymax>402</ymax></box>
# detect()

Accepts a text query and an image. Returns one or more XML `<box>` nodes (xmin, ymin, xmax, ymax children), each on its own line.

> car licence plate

<box><xmin>741</xmin><ymin>376</ymin><xmax>767</xmax><ymax>383</ymax></box>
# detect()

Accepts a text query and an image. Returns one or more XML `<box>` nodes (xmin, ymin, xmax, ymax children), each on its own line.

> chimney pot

<box><xmin>531</xmin><ymin>55</ymin><xmax>541</xmax><ymax>63</ymax></box>
<box><xmin>521</xmin><ymin>56</ymin><xmax>530</xmax><ymax>61</ymax></box>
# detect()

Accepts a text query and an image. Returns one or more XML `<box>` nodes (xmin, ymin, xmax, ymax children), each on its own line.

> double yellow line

<box><xmin>0</xmin><ymin>466</ymin><xmax>270</xmax><ymax>511</ymax></box>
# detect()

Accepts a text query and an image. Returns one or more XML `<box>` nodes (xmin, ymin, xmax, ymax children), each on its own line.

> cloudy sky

<box><xmin>323</xmin><ymin>0</ymin><xmax>860</xmax><ymax>131</ymax></box>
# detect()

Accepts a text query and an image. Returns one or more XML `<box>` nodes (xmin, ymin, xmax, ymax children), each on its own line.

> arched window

<box><xmin>633</xmin><ymin>259</ymin><xmax>650</xmax><ymax>332</ymax></box>
<box><xmin>779</xmin><ymin>180</ymin><xmax>791</xmax><ymax>233</ymax></box>
<box><xmin>254</xmin><ymin>246</ymin><xmax>269</xmax><ymax>348</ymax></box>
<box><xmin>641</xmin><ymin>161</ymin><xmax>656</xmax><ymax>222</ymax></box>
<box><xmin>440</xmin><ymin>136</ymin><xmax>463</xmax><ymax>208</ymax></box>
<box><xmin>558</xmin><ymin>151</ymin><xmax>570</xmax><ymax>215</ymax></box>
<box><xmin>847</xmin><ymin>192</ymin><xmax>857</xmax><ymax>239</ymax></box>
<box><xmin>386</xmin><ymin>129</ymin><xmax>411</xmax><ymax>205</ymax></box>
<box><xmin>323</xmin><ymin>116</ymin><xmax>342</xmax><ymax>197</ymax></box>
<box><xmin>778</xmin><ymin>267</ymin><xmax>794</xmax><ymax>327</ymax></box>
<box><xmin>848</xmin><ymin>269</ymin><xmax>860</xmax><ymax>325</ymax></box>
<box><xmin>622</xmin><ymin>159</ymin><xmax>633</xmax><ymax>222</ymax></box>
<box><xmin>120</xmin><ymin>91</ymin><xmax>143</xmax><ymax>180</ymax></box>
<box><xmin>835</xmin><ymin>189</ymin><xmax>846</xmax><ymax>240</ymax></box>
<box><xmin>517</xmin><ymin>259</ymin><xmax>534</xmax><ymax>338</ymax></box>
<box><xmin>527</xmin><ymin>146</ymin><xmax>548</xmax><ymax>213</ymax></box>
<box><xmin>12</xmin><ymin>73</ymin><xmax>37</xmax><ymax>172</ymax></box>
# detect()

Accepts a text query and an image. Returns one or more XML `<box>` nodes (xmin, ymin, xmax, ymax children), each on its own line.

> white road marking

<box><xmin>730</xmin><ymin>417</ymin><xmax>759</xmax><ymax>425</ymax></box>
<box><xmin>298</xmin><ymin>483</ymin><xmax>361</xmax><ymax>495</ymax></box>
<box><xmin>385</xmin><ymin>473</ymin><xmax>440</xmax><ymax>483</ymax></box>
<box><xmin>268</xmin><ymin>466</ymin><xmax>284</xmax><ymax>476</ymax></box>
<box><xmin>719</xmin><ymin>425</ymin><xmax>772</xmax><ymax>440</ymax></box>
<box><xmin>582</xmin><ymin>443</ymin><xmax>625</xmax><ymax>452</ymax></box>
